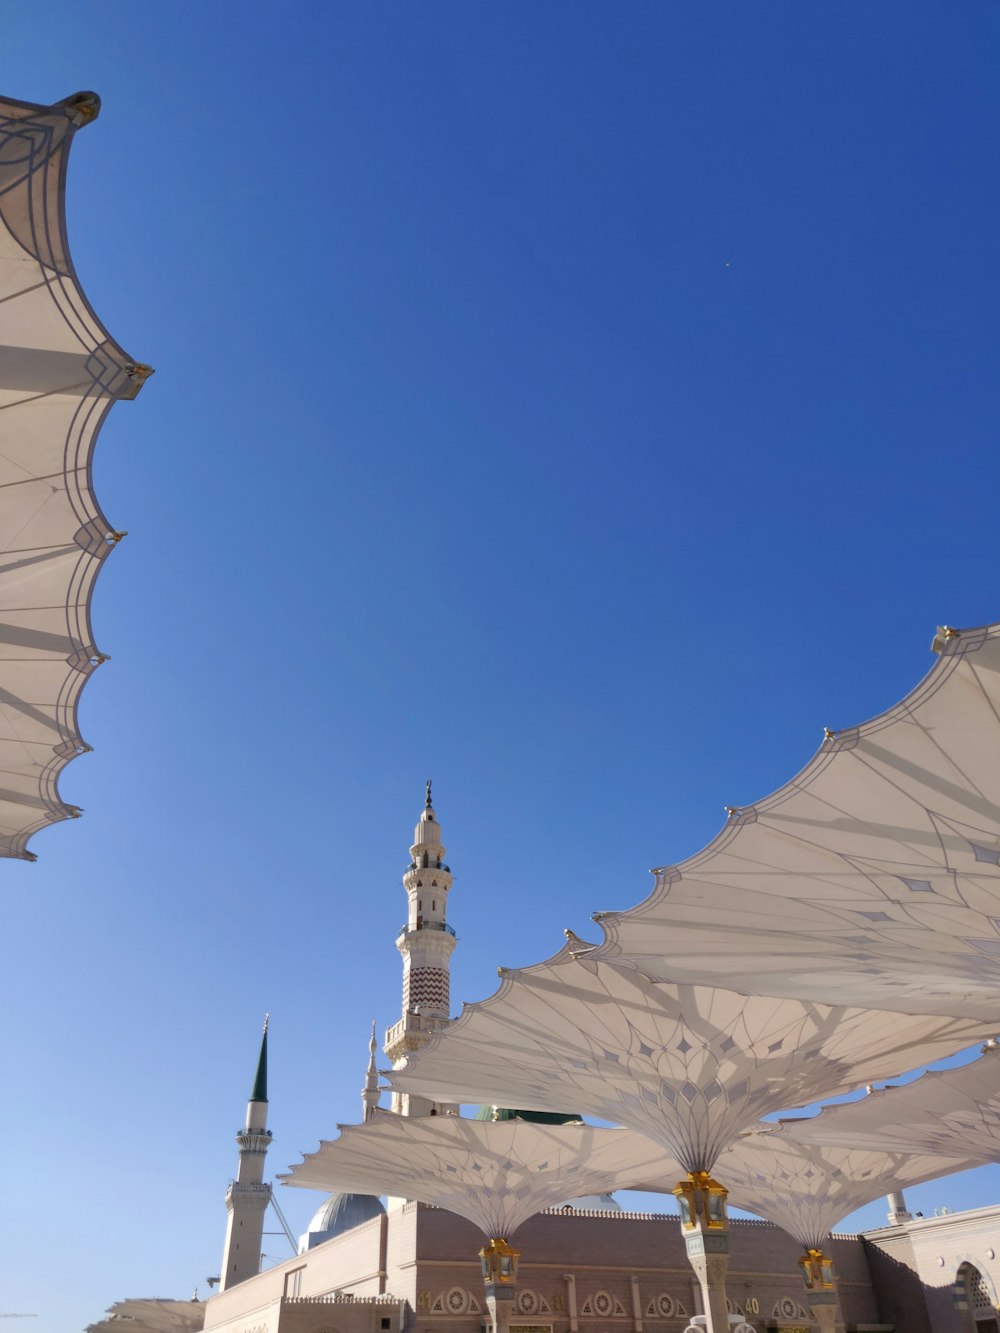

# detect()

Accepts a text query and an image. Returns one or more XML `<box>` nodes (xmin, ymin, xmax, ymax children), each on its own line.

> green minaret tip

<box><xmin>250</xmin><ymin>1013</ymin><xmax>268</xmax><ymax>1103</ymax></box>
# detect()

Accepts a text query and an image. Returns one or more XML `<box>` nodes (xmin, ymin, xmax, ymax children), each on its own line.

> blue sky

<box><xmin>1</xmin><ymin>3</ymin><xmax>999</xmax><ymax>1329</ymax></box>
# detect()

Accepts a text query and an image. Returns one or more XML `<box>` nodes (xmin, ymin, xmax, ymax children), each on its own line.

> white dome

<box><xmin>298</xmin><ymin>1193</ymin><xmax>386</xmax><ymax>1252</ymax></box>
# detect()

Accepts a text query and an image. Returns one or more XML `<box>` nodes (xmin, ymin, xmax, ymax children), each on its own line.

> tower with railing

<box><xmin>220</xmin><ymin>1018</ymin><xmax>272</xmax><ymax>1290</ymax></box>
<box><xmin>384</xmin><ymin>782</ymin><xmax>457</xmax><ymax>1115</ymax></box>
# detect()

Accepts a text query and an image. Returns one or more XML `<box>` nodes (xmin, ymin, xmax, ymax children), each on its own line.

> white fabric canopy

<box><xmin>389</xmin><ymin>942</ymin><xmax>993</xmax><ymax>1173</ymax></box>
<box><xmin>0</xmin><ymin>92</ymin><xmax>150</xmax><ymax>859</ymax></box>
<box><xmin>282</xmin><ymin>1113</ymin><xmax>680</xmax><ymax>1239</ymax></box>
<box><xmin>593</xmin><ymin>623</ymin><xmax>1000</xmax><ymax>1020</ymax></box>
<box><xmin>707</xmin><ymin>1136</ymin><xmax>974</xmax><ymax>1249</ymax></box>
<box><xmin>775</xmin><ymin>1044</ymin><xmax>1000</xmax><ymax>1162</ymax></box>
<box><xmin>86</xmin><ymin>1299</ymin><xmax>204</xmax><ymax>1333</ymax></box>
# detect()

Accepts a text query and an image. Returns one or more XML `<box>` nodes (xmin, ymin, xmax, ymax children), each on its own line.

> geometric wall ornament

<box><xmin>772</xmin><ymin>1297</ymin><xmax>808</xmax><ymax>1320</ymax></box>
<box><xmin>516</xmin><ymin>1292</ymin><xmax>552</xmax><ymax>1315</ymax></box>
<box><xmin>431</xmin><ymin>1288</ymin><xmax>482</xmax><ymax>1315</ymax></box>
<box><xmin>580</xmin><ymin>1292</ymin><xmax>627</xmax><ymax>1317</ymax></box>
<box><xmin>645</xmin><ymin>1294</ymin><xmax>687</xmax><ymax>1318</ymax></box>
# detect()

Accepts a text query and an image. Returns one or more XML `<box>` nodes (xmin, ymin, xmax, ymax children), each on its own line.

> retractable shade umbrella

<box><xmin>0</xmin><ymin>92</ymin><xmax>150</xmax><ymax>859</ymax></box>
<box><xmin>389</xmin><ymin>941</ymin><xmax>993</xmax><ymax>1175</ymax></box>
<box><xmin>282</xmin><ymin>1112</ymin><xmax>680</xmax><ymax>1239</ymax></box>
<box><xmin>713</xmin><ymin>1135</ymin><xmax>976</xmax><ymax>1252</ymax></box>
<box><xmin>388</xmin><ymin>942</ymin><xmax>991</xmax><ymax>1333</ymax></box>
<box><xmin>86</xmin><ymin>1300</ymin><xmax>205</xmax><ymax>1333</ymax></box>
<box><xmin>775</xmin><ymin>1041</ymin><xmax>1000</xmax><ymax>1161</ymax></box>
<box><xmin>646</xmin><ymin>1135</ymin><xmax>978</xmax><ymax>1333</ymax></box>
<box><xmin>284</xmin><ymin>1114</ymin><xmax>682</xmax><ymax>1333</ymax></box>
<box><xmin>592</xmin><ymin>623</ymin><xmax>1000</xmax><ymax>1021</ymax></box>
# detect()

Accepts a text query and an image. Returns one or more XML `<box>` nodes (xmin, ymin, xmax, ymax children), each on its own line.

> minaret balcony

<box><xmin>236</xmin><ymin>1128</ymin><xmax>273</xmax><ymax>1153</ymax></box>
<box><xmin>225</xmin><ymin>1179</ymin><xmax>272</xmax><ymax>1204</ymax></box>
<box><xmin>385</xmin><ymin>1009</ymin><xmax>450</xmax><ymax>1054</ymax></box>
<box><xmin>397</xmin><ymin>920</ymin><xmax>456</xmax><ymax>942</ymax></box>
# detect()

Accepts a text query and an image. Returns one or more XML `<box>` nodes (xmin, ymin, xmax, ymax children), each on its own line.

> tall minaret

<box><xmin>362</xmin><ymin>1021</ymin><xmax>381</xmax><ymax>1122</ymax></box>
<box><xmin>886</xmin><ymin>1189</ymin><xmax>912</xmax><ymax>1226</ymax></box>
<box><xmin>384</xmin><ymin>781</ymin><xmax>457</xmax><ymax>1116</ymax></box>
<box><xmin>220</xmin><ymin>1017</ymin><xmax>273</xmax><ymax>1291</ymax></box>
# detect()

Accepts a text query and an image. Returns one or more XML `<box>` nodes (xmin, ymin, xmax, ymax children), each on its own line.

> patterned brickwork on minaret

<box><xmin>384</xmin><ymin>782</ymin><xmax>457</xmax><ymax>1115</ymax></box>
<box><xmin>405</xmin><ymin>966</ymin><xmax>449</xmax><ymax>1012</ymax></box>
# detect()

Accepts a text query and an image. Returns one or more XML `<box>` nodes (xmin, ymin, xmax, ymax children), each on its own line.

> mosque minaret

<box><xmin>219</xmin><ymin>1017</ymin><xmax>272</xmax><ymax>1291</ymax></box>
<box><xmin>362</xmin><ymin>1021</ymin><xmax>381</xmax><ymax>1123</ymax></box>
<box><xmin>384</xmin><ymin>782</ymin><xmax>457</xmax><ymax>1116</ymax></box>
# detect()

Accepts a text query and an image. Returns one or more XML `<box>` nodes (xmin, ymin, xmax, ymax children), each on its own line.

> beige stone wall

<box><xmin>202</xmin><ymin>1295</ymin><xmax>406</xmax><ymax>1333</ymax></box>
<box><xmin>864</xmin><ymin>1206</ymin><xmax>1000</xmax><ymax>1333</ymax></box>
<box><xmin>198</xmin><ymin>1199</ymin><xmax>1000</xmax><ymax>1333</ymax></box>
<box><xmin>275</xmin><ymin>1297</ymin><xmax>407</xmax><ymax>1333</ymax></box>
<box><xmin>204</xmin><ymin>1214</ymin><xmax>388</xmax><ymax>1332</ymax></box>
<box><xmin>386</xmin><ymin>1201</ymin><xmax>421</xmax><ymax>1308</ymax></box>
<box><xmin>412</xmin><ymin>1207</ymin><xmax>881</xmax><ymax>1333</ymax></box>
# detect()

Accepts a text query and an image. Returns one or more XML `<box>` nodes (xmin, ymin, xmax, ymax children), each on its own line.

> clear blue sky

<box><xmin>1</xmin><ymin>4</ymin><xmax>999</xmax><ymax>1329</ymax></box>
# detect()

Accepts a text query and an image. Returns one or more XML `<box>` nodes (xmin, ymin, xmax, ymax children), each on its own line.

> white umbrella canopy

<box><xmin>281</xmin><ymin>1113</ymin><xmax>681</xmax><ymax>1239</ymax></box>
<box><xmin>388</xmin><ymin>941</ymin><xmax>994</xmax><ymax>1174</ymax></box>
<box><xmin>592</xmin><ymin>622</ymin><xmax>1000</xmax><ymax>1021</ymax></box>
<box><xmin>0</xmin><ymin>91</ymin><xmax>150</xmax><ymax>859</ymax></box>
<box><xmin>633</xmin><ymin>1134</ymin><xmax>979</xmax><ymax>1251</ymax></box>
<box><xmin>775</xmin><ymin>1042</ymin><xmax>1000</xmax><ymax>1162</ymax></box>
<box><xmin>86</xmin><ymin>1299</ymin><xmax>205</xmax><ymax>1333</ymax></box>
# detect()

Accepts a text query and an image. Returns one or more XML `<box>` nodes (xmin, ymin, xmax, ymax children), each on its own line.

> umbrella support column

<box><xmin>674</xmin><ymin>1174</ymin><xmax>731</xmax><ymax>1333</ymax></box>
<box><xmin>481</xmin><ymin>1238</ymin><xmax>520</xmax><ymax>1333</ymax></box>
<box><xmin>807</xmin><ymin>1293</ymin><xmax>837</xmax><ymax>1333</ymax></box>
<box><xmin>800</xmin><ymin>1249</ymin><xmax>839</xmax><ymax>1333</ymax></box>
<box><xmin>683</xmin><ymin>1232</ymin><xmax>730</xmax><ymax>1333</ymax></box>
<box><xmin>484</xmin><ymin>1284</ymin><xmax>516</xmax><ymax>1333</ymax></box>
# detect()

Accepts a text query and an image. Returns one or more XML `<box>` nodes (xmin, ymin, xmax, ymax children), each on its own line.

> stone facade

<box><xmin>863</xmin><ymin>1206</ymin><xmax>1000</xmax><ymax>1333</ymax></box>
<box><xmin>203</xmin><ymin>1201</ymin><xmax>969</xmax><ymax>1333</ymax></box>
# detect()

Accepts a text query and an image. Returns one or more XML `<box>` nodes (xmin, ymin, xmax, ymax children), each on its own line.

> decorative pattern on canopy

<box><xmin>388</xmin><ymin>942</ymin><xmax>994</xmax><ymax>1173</ymax></box>
<box><xmin>281</xmin><ymin>1113</ymin><xmax>679</xmax><ymax>1239</ymax></box>
<box><xmin>0</xmin><ymin>92</ymin><xmax>150</xmax><ymax>859</ymax></box>
<box><xmin>592</xmin><ymin>624</ymin><xmax>1000</xmax><ymax>1020</ymax></box>
<box><xmin>707</xmin><ymin>1136</ymin><xmax>976</xmax><ymax>1249</ymax></box>
<box><xmin>775</xmin><ymin>1043</ymin><xmax>1000</xmax><ymax>1161</ymax></box>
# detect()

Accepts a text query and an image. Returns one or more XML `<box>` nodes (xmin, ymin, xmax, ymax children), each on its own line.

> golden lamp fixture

<box><xmin>673</xmin><ymin>1171</ymin><xmax>729</xmax><ymax>1230</ymax></box>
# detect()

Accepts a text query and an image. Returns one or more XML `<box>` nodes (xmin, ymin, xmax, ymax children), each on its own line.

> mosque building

<box><xmin>197</xmin><ymin>790</ymin><xmax>1000</xmax><ymax>1333</ymax></box>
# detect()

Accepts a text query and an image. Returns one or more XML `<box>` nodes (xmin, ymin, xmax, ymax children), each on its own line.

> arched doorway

<box><xmin>957</xmin><ymin>1262</ymin><xmax>999</xmax><ymax>1332</ymax></box>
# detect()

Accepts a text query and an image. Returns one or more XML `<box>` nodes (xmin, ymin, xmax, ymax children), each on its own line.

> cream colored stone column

<box><xmin>683</xmin><ymin>1238</ymin><xmax>731</xmax><ymax>1333</ymax></box>
<box><xmin>629</xmin><ymin>1274</ymin><xmax>644</xmax><ymax>1333</ymax></box>
<box><xmin>674</xmin><ymin>1173</ymin><xmax>732</xmax><ymax>1333</ymax></box>
<box><xmin>484</xmin><ymin>1285</ymin><xmax>516</xmax><ymax>1333</ymax></box>
<box><xmin>562</xmin><ymin>1273</ymin><xmax>579</xmax><ymax>1333</ymax></box>
<box><xmin>807</xmin><ymin>1292</ymin><xmax>838</xmax><ymax>1333</ymax></box>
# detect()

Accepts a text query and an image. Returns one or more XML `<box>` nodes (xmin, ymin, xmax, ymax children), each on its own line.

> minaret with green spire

<box><xmin>250</xmin><ymin>1015</ymin><xmax>268</xmax><ymax>1104</ymax></box>
<box><xmin>220</xmin><ymin>1016</ymin><xmax>273</xmax><ymax>1291</ymax></box>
